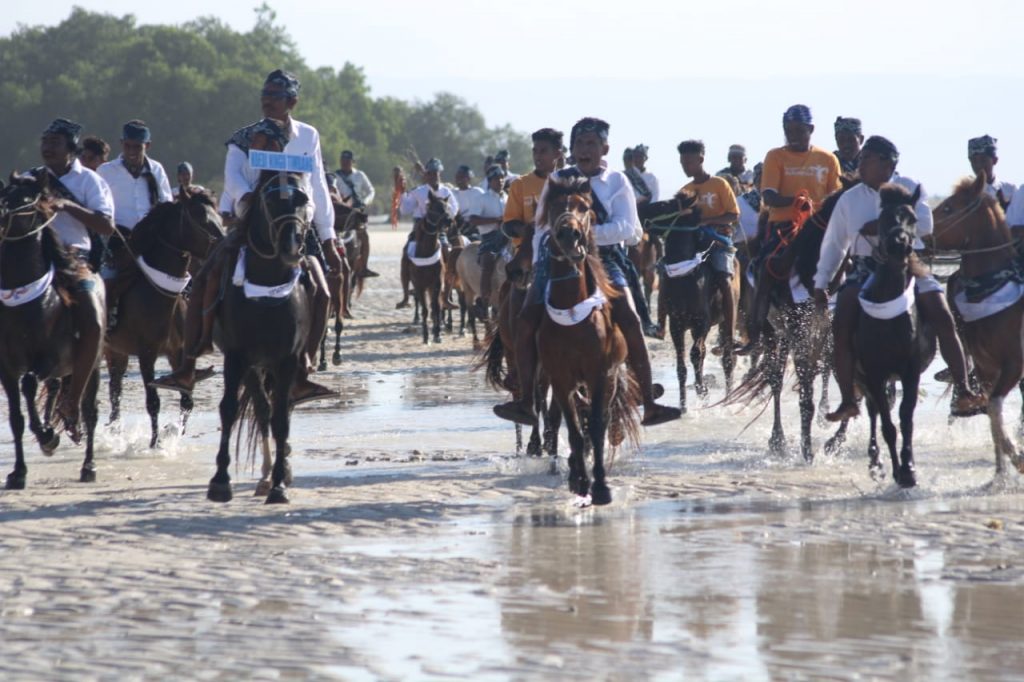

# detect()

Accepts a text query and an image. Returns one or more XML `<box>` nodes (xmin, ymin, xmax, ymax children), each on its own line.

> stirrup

<box><xmin>825</xmin><ymin>402</ymin><xmax>859</xmax><ymax>422</ymax></box>
<box><xmin>641</xmin><ymin>403</ymin><xmax>681</xmax><ymax>427</ymax></box>
<box><xmin>493</xmin><ymin>401</ymin><xmax>537</xmax><ymax>427</ymax></box>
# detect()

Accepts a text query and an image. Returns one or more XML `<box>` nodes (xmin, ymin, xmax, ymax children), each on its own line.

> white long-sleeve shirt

<box><xmin>97</xmin><ymin>155</ymin><xmax>173</xmax><ymax>230</ymax></box>
<box><xmin>399</xmin><ymin>184</ymin><xmax>459</xmax><ymax>219</ymax></box>
<box><xmin>45</xmin><ymin>159</ymin><xmax>115</xmax><ymax>251</ymax></box>
<box><xmin>983</xmin><ymin>177</ymin><xmax>1016</xmax><ymax>206</ymax></box>
<box><xmin>472</xmin><ymin>189</ymin><xmax>506</xmax><ymax>235</ymax></box>
<box><xmin>1006</xmin><ymin>184</ymin><xmax>1024</xmax><ymax>228</ymax></box>
<box><xmin>814</xmin><ymin>174</ymin><xmax>933</xmax><ymax>291</ymax></box>
<box><xmin>454</xmin><ymin>187</ymin><xmax>483</xmax><ymax>218</ymax></box>
<box><xmin>333</xmin><ymin>169</ymin><xmax>375</xmax><ymax>206</ymax></box>
<box><xmin>223</xmin><ymin>117</ymin><xmax>336</xmax><ymax>242</ymax></box>
<box><xmin>564</xmin><ymin>165</ymin><xmax>643</xmax><ymax>247</ymax></box>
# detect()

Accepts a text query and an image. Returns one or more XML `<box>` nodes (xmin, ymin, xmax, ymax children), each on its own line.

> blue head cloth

<box><xmin>122</xmin><ymin>120</ymin><xmax>151</xmax><ymax>143</ymax></box>
<box><xmin>968</xmin><ymin>135</ymin><xmax>997</xmax><ymax>158</ymax></box>
<box><xmin>43</xmin><ymin>118</ymin><xmax>83</xmax><ymax>147</ymax></box>
<box><xmin>494</xmin><ymin>149</ymin><xmax>509</xmax><ymax>162</ymax></box>
<box><xmin>263</xmin><ymin>69</ymin><xmax>301</xmax><ymax>98</ymax></box>
<box><xmin>633</xmin><ymin>144</ymin><xmax>649</xmax><ymax>157</ymax></box>
<box><xmin>177</xmin><ymin>161</ymin><xmax>193</xmax><ymax>175</ymax></box>
<box><xmin>425</xmin><ymin>158</ymin><xmax>444</xmax><ymax>172</ymax></box>
<box><xmin>485</xmin><ymin>164</ymin><xmax>506</xmax><ymax>181</ymax></box>
<box><xmin>340</xmin><ymin>150</ymin><xmax>354</xmax><ymax>161</ymax></box>
<box><xmin>834</xmin><ymin>116</ymin><xmax>862</xmax><ymax>135</ymax></box>
<box><xmin>570</xmin><ymin>117</ymin><xmax>610</xmax><ymax>149</ymax></box>
<box><xmin>783</xmin><ymin>104</ymin><xmax>813</xmax><ymax>126</ymax></box>
<box><xmin>456</xmin><ymin>164</ymin><xmax>473</xmax><ymax>177</ymax></box>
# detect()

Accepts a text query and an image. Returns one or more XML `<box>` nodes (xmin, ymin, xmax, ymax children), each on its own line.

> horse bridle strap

<box><xmin>249</xmin><ymin>176</ymin><xmax>309</xmax><ymax>259</ymax></box>
<box><xmin>0</xmin><ymin>198</ymin><xmax>58</xmax><ymax>243</ymax></box>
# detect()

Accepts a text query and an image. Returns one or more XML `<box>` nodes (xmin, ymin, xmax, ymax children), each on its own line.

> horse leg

<box><xmin>824</xmin><ymin>419</ymin><xmax>850</xmax><ymax>458</ymax></box>
<box><xmin>794</xmin><ymin>354</ymin><xmax>816</xmax><ymax>463</ymax></box>
<box><xmin>431</xmin><ymin>282</ymin><xmax>443</xmax><ymax>344</ymax></box>
<box><xmin>80</xmin><ymin>370</ymin><xmax>100</xmax><ymax>483</ymax></box>
<box><xmin>896</xmin><ymin>372</ymin><xmax>919</xmax><ymax>488</ymax></box>
<box><xmin>3</xmin><ymin>374</ymin><xmax>27</xmax><ymax>490</ymax></box>
<box><xmin>588</xmin><ymin>381</ymin><xmax>612</xmax><ymax>506</ymax></box>
<box><xmin>265</xmin><ymin>356</ymin><xmax>299</xmax><ymax>504</ymax></box>
<box><xmin>988</xmin><ymin>396</ymin><xmax>1011</xmax><ymax>475</ymax></box>
<box><xmin>242</xmin><ymin>372</ymin><xmax>273</xmax><ymax>496</ymax></box>
<box><xmin>669</xmin><ymin>315</ymin><xmax>688</xmax><ymax>414</ymax></box>
<box><xmin>526</xmin><ymin>383</ymin><xmax>545</xmax><ymax>456</ymax></box>
<box><xmin>691</xmin><ymin>324</ymin><xmax>709</xmax><ymax>401</ymax></box>
<box><xmin>43</xmin><ymin>378</ymin><xmax>61</xmax><ymax>427</ymax></box>
<box><xmin>416</xmin><ymin>286</ymin><xmax>429</xmax><ymax>344</ymax></box>
<box><xmin>318</xmin><ymin>326</ymin><xmax>329</xmax><ymax>372</ymax></box>
<box><xmin>767</xmin><ymin>339</ymin><xmax>789</xmax><ymax>458</ymax></box>
<box><xmin>106</xmin><ymin>351</ymin><xmax>128</xmax><ymax>426</ymax></box>
<box><xmin>875</xmin><ymin>389</ymin><xmax>900</xmax><ymax>486</ymax></box>
<box><xmin>138</xmin><ymin>354</ymin><xmax>161</xmax><ymax>449</ymax></box>
<box><xmin>22</xmin><ymin>375</ymin><xmax>59</xmax><ymax>455</ymax></box>
<box><xmin>559</xmin><ymin>394</ymin><xmax>588</xmax><ymax>498</ymax></box>
<box><xmin>332</xmin><ymin>313</ymin><xmax>343</xmax><ymax>366</ymax></box>
<box><xmin>208</xmin><ymin>353</ymin><xmax>244</xmax><ymax>502</ymax></box>
<box><xmin>459</xmin><ymin>291</ymin><xmax>468</xmax><ymax>337</ymax></box>
<box><xmin>515</xmin><ymin>423</ymin><xmax>523</xmax><ymax>455</ymax></box>
<box><xmin>865</xmin><ymin>394</ymin><xmax>883</xmax><ymax>480</ymax></box>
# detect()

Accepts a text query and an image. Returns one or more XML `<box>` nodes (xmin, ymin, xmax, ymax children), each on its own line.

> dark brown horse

<box><xmin>207</xmin><ymin>170</ymin><xmax>314</xmax><ymax>504</ymax></box>
<box><xmin>535</xmin><ymin>175</ymin><xmax>640</xmax><ymax>504</ymax></box>
<box><xmin>316</xmin><ymin>198</ymin><xmax>367</xmax><ymax>370</ymax></box>
<box><xmin>104</xmin><ymin>189</ymin><xmax>224</xmax><ymax>447</ymax></box>
<box><xmin>409</xmin><ymin>191</ymin><xmax>451</xmax><ymax>344</ymax></box>
<box><xmin>855</xmin><ymin>185</ymin><xmax>936</xmax><ymax>487</ymax></box>
<box><xmin>930</xmin><ymin>174</ymin><xmax>1024</xmax><ymax>476</ymax></box>
<box><xmin>0</xmin><ymin>173</ymin><xmax>102</xmax><ymax>488</ymax></box>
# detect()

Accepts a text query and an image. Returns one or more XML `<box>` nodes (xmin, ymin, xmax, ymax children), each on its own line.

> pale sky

<box><xmin>5</xmin><ymin>0</ymin><xmax>1024</xmax><ymax>196</ymax></box>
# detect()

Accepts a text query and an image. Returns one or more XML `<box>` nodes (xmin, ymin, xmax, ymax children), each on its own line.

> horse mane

<box><xmin>878</xmin><ymin>183</ymin><xmax>931</xmax><ymax>279</ymax></box>
<box><xmin>129</xmin><ymin>201</ymin><xmax>181</xmax><ymax>255</ymax></box>
<box><xmin>792</xmin><ymin>181</ymin><xmax>860</xmax><ymax>291</ymax></box>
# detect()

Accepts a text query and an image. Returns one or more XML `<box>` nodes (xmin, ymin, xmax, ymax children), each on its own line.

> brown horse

<box><xmin>930</xmin><ymin>174</ymin><xmax>1024</xmax><ymax>475</ymax></box>
<box><xmin>104</xmin><ymin>189</ymin><xmax>224</xmax><ymax>447</ymax></box>
<box><xmin>0</xmin><ymin>173</ymin><xmax>102</xmax><ymax>488</ymax></box>
<box><xmin>627</xmin><ymin>236</ymin><xmax>660</xmax><ymax>309</ymax></box>
<box><xmin>456</xmin><ymin>241</ymin><xmax>508</xmax><ymax>349</ymax></box>
<box><xmin>535</xmin><ymin>175</ymin><xmax>641</xmax><ymax>504</ymax></box>
<box><xmin>409</xmin><ymin>191</ymin><xmax>452</xmax><ymax>344</ymax></box>
<box><xmin>316</xmin><ymin>198</ymin><xmax>366</xmax><ymax>369</ymax></box>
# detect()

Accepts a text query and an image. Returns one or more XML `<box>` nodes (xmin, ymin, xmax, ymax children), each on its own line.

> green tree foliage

<box><xmin>0</xmin><ymin>6</ymin><xmax>530</xmax><ymax>212</ymax></box>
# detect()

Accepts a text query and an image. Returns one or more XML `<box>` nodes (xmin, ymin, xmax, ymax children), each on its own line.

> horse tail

<box><xmin>234</xmin><ymin>384</ymin><xmax>263</xmax><ymax>474</ymax></box>
<box><xmin>607</xmin><ymin>365</ymin><xmax>642</xmax><ymax>465</ymax></box>
<box><xmin>718</xmin><ymin>348</ymin><xmax>778</xmax><ymax>411</ymax></box>
<box><xmin>354</xmin><ymin>270</ymin><xmax>366</xmax><ymax>299</ymax></box>
<box><xmin>474</xmin><ymin>326</ymin><xmax>508</xmax><ymax>392</ymax></box>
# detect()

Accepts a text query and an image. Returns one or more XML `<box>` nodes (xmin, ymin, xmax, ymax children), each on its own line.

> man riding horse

<box><xmin>152</xmin><ymin>70</ymin><xmax>341</xmax><ymax>403</ymax></box>
<box><xmin>812</xmin><ymin>135</ymin><xmax>986</xmax><ymax>421</ymax></box>
<box><xmin>33</xmin><ymin>118</ymin><xmax>115</xmax><ymax>431</ymax></box>
<box><xmin>98</xmin><ymin>119</ymin><xmax>174</xmax><ymax>329</ymax></box>
<box><xmin>333</xmin><ymin>149</ymin><xmax>378</xmax><ymax>278</ymax></box>
<box><xmin>493</xmin><ymin>117</ymin><xmax>681</xmax><ymax>428</ymax></box>
<box><xmin>471</xmin><ymin>164</ymin><xmax>508</xmax><ymax>319</ymax></box>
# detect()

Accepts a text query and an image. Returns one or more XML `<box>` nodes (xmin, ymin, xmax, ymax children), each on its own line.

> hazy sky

<box><xmin>5</xmin><ymin>0</ymin><xmax>1023</xmax><ymax>195</ymax></box>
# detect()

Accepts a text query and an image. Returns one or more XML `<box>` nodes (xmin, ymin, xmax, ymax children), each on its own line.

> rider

<box><xmin>175</xmin><ymin>162</ymin><xmax>208</xmax><ymax>199</ymax></box>
<box><xmin>453</xmin><ymin>164</ymin><xmax>484</xmax><ymax>237</ymax></box>
<box><xmin>493</xmin><ymin>117</ymin><xmax>682</xmax><ymax>428</ymax></box>
<box><xmin>77</xmin><ymin>136</ymin><xmax>110</xmax><ymax>172</ymax></box>
<box><xmin>627</xmin><ymin>144</ymin><xmax>659</xmax><ymax>205</ymax></box>
<box><xmin>968</xmin><ymin>135</ymin><xmax>1016</xmax><ymax>211</ymax></box>
<box><xmin>333</xmin><ymin>150</ymin><xmax>379</xmax><ymax>278</ymax></box>
<box><xmin>395</xmin><ymin>158</ymin><xmax>459</xmax><ymax>309</ymax></box>
<box><xmin>741</xmin><ymin>104</ymin><xmax>842</xmax><ymax>354</ymax></box>
<box><xmin>717</xmin><ymin>144</ymin><xmax>754</xmax><ymax>191</ymax></box>
<box><xmin>471</xmin><ymin>164</ymin><xmax>508</xmax><ymax>319</ymax></box>
<box><xmin>35</xmin><ymin>118</ymin><xmax>115</xmax><ymax>433</ymax></box>
<box><xmin>678</xmin><ymin>139</ymin><xmax>741</xmax><ymax>352</ymax></box>
<box><xmin>152</xmin><ymin>70</ymin><xmax>342</xmax><ymax>402</ymax></box>
<box><xmin>833</xmin><ymin>117</ymin><xmax>864</xmax><ymax>176</ymax></box>
<box><xmin>97</xmin><ymin>120</ymin><xmax>174</xmax><ymax>329</ymax></box>
<box><xmin>812</xmin><ymin>135</ymin><xmax>986</xmax><ymax>420</ymax></box>
<box><xmin>492</xmin><ymin>150</ymin><xmax>520</xmax><ymax>188</ymax></box>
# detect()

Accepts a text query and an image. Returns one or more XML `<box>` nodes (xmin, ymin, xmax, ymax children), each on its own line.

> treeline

<box><xmin>0</xmin><ymin>5</ymin><xmax>531</xmax><ymax>213</ymax></box>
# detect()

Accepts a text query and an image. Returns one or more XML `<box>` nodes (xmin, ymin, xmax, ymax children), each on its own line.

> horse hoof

<box><xmin>5</xmin><ymin>473</ymin><xmax>26</xmax><ymax>490</ymax></box>
<box><xmin>569</xmin><ymin>476</ymin><xmax>590</xmax><ymax>497</ymax></box>
<box><xmin>332</xmin><ymin>352</ymin><xmax>342</xmax><ymax>366</ymax></box>
<box><xmin>254</xmin><ymin>479</ymin><xmax>272</xmax><ymax>497</ymax></box>
<box><xmin>207</xmin><ymin>481</ymin><xmax>233</xmax><ymax>503</ymax></box>
<box><xmin>80</xmin><ymin>467</ymin><xmax>96</xmax><ymax>483</ymax></box>
<box><xmin>265</xmin><ymin>486</ymin><xmax>290</xmax><ymax>504</ymax></box>
<box><xmin>283</xmin><ymin>462</ymin><xmax>294</xmax><ymax>486</ymax></box>
<box><xmin>590</xmin><ymin>482</ymin><xmax>612</xmax><ymax>506</ymax></box>
<box><xmin>317</xmin><ymin>361</ymin><xmax>328</xmax><ymax>372</ymax></box>
<box><xmin>40</xmin><ymin>431</ymin><xmax>60</xmax><ymax>456</ymax></box>
<box><xmin>433</xmin><ymin>335</ymin><xmax>442</xmax><ymax>344</ymax></box>
<box><xmin>898</xmin><ymin>466</ymin><xmax>917</xmax><ymax>489</ymax></box>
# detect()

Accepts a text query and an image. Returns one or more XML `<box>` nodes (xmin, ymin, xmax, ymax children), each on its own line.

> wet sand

<box><xmin>2</xmin><ymin>222</ymin><xmax>1024</xmax><ymax>681</ymax></box>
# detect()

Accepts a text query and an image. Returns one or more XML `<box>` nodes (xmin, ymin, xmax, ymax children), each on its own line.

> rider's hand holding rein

<box><xmin>321</xmin><ymin>236</ymin><xmax>342</xmax><ymax>273</ymax></box>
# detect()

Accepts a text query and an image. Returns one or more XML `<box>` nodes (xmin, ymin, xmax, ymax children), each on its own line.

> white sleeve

<box><xmin>813</xmin><ymin>195</ymin><xmax>856</xmax><ymax>290</ymax></box>
<box><xmin>360</xmin><ymin>172</ymin><xmax>376</xmax><ymax>205</ymax></box>
<box><xmin>223</xmin><ymin>145</ymin><xmax>253</xmax><ymax>207</ymax></box>
<box><xmin>594</xmin><ymin>177</ymin><xmax>642</xmax><ymax>247</ymax></box>
<box><xmin>309</xmin><ymin>133</ymin><xmax>336</xmax><ymax>242</ymax></box>
<box><xmin>1006</xmin><ymin>187</ymin><xmax>1024</xmax><ymax>228</ymax></box>
<box><xmin>85</xmin><ymin>173</ymin><xmax>115</xmax><ymax>218</ymax></box>
<box><xmin>154</xmin><ymin>163</ymin><xmax>173</xmax><ymax>203</ymax></box>
<box><xmin>399</xmin><ymin>188</ymin><xmax>418</xmax><ymax>217</ymax></box>
<box><xmin>649</xmin><ymin>174</ymin><xmax>660</xmax><ymax>203</ymax></box>
<box><xmin>447</xmin><ymin>190</ymin><xmax>459</xmax><ymax>217</ymax></box>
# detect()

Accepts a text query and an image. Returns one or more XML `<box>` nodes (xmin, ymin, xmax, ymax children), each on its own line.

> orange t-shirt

<box><xmin>503</xmin><ymin>172</ymin><xmax>548</xmax><ymax>246</ymax></box>
<box><xmin>761</xmin><ymin>145</ymin><xmax>841</xmax><ymax>222</ymax></box>
<box><xmin>682</xmin><ymin>175</ymin><xmax>739</xmax><ymax>222</ymax></box>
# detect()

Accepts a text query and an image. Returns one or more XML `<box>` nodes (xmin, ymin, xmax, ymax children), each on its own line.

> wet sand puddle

<box><xmin>2</xmin><ymin>228</ymin><xmax>1023</xmax><ymax>679</ymax></box>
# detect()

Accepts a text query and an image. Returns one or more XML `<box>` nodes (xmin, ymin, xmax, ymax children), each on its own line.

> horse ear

<box><xmin>676</xmin><ymin>189</ymin><xmax>698</xmax><ymax>209</ymax></box>
<box><xmin>971</xmin><ymin>172</ymin><xmax>986</xmax><ymax>197</ymax></box>
<box><xmin>910</xmin><ymin>184</ymin><xmax>921</xmax><ymax>206</ymax></box>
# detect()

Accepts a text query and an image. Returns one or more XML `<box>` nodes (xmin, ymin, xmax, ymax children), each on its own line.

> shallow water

<box><xmin>2</xmin><ymin>229</ymin><xmax>1023</xmax><ymax>680</ymax></box>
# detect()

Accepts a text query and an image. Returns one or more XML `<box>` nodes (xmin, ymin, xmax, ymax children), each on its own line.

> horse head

<box><xmin>333</xmin><ymin>197</ymin><xmax>368</xmax><ymax>240</ymax></box>
<box><xmin>421</xmin><ymin>190</ymin><xmax>453</xmax><ymax>236</ymax></box>
<box><xmin>878</xmin><ymin>184</ymin><xmax>920</xmax><ymax>263</ymax></box>
<box><xmin>176</xmin><ymin>188</ymin><xmax>225</xmax><ymax>258</ymax></box>
<box><xmin>541</xmin><ymin>174</ymin><xmax>595</xmax><ymax>264</ymax></box>
<box><xmin>930</xmin><ymin>173</ymin><xmax>1000</xmax><ymax>252</ymax></box>
<box><xmin>0</xmin><ymin>171</ymin><xmax>57</xmax><ymax>243</ymax></box>
<box><xmin>642</xmin><ymin>190</ymin><xmax>703</xmax><ymax>261</ymax></box>
<box><xmin>247</xmin><ymin>170</ymin><xmax>309</xmax><ymax>266</ymax></box>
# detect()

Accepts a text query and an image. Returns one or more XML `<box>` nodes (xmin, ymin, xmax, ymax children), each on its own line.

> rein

<box><xmin>247</xmin><ymin>177</ymin><xmax>308</xmax><ymax>259</ymax></box>
<box><xmin>0</xmin><ymin>197</ymin><xmax>58</xmax><ymax>243</ymax></box>
<box><xmin>932</xmin><ymin>195</ymin><xmax>1018</xmax><ymax>257</ymax></box>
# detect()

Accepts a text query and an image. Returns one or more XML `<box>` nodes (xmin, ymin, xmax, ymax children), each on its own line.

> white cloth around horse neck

<box><xmin>341</xmin><ymin>230</ymin><xmax>356</xmax><ymax>245</ymax></box>
<box><xmin>232</xmin><ymin>246</ymin><xmax>301</xmax><ymax>299</ymax></box>
<box><xmin>544</xmin><ymin>281</ymin><xmax>607</xmax><ymax>326</ymax></box>
<box><xmin>406</xmin><ymin>240</ymin><xmax>442</xmax><ymax>267</ymax></box>
<box><xmin>663</xmin><ymin>249</ymin><xmax>709</xmax><ymax>279</ymax></box>
<box><xmin>954</xmin><ymin>279</ymin><xmax>1024</xmax><ymax>322</ymax></box>
<box><xmin>858</xmin><ymin>275</ymin><xmax>915</xmax><ymax>320</ymax></box>
<box><xmin>0</xmin><ymin>265</ymin><xmax>54</xmax><ymax>307</ymax></box>
<box><xmin>136</xmin><ymin>255</ymin><xmax>191</xmax><ymax>295</ymax></box>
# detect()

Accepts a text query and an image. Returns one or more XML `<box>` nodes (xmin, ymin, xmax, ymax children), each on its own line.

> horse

<box><xmin>316</xmin><ymin>198</ymin><xmax>366</xmax><ymax>370</ymax></box>
<box><xmin>409</xmin><ymin>191</ymin><xmax>451</xmax><ymax>344</ymax></box>
<box><xmin>641</xmin><ymin>191</ymin><xmax>739</xmax><ymax>412</ymax></box>
<box><xmin>729</xmin><ymin>185</ymin><xmax>854</xmax><ymax>461</ymax></box>
<box><xmin>103</xmin><ymin>189</ymin><xmax>224</xmax><ymax>447</ymax></box>
<box><xmin>627</xmin><ymin>235</ymin><xmax>660</xmax><ymax>308</ymax></box>
<box><xmin>535</xmin><ymin>175</ymin><xmax>641</xmax><ymax>504</ymax></box>
<box><xmin>929</xmin><ymin>174</ymin><xmax>1024</xmax><ymax>476</ymax></box>
<box><xmin>0</xmin><ymin>172</ymin><xmax>102</xmax><ymax>488</ymax></box>
<box><xmin>456</xmin><ymin>240</ymin><xmax>508</xmax><ymax>349</ymax></box>
<box><xmin>854</xmin><ymin>184</ymin><xmax>936</xmax><ymax>487</ymax></box>
<box><xmin>206</xmin><ymin>170</ymin><xmax>315</xmax><ymax>504</ymax></box>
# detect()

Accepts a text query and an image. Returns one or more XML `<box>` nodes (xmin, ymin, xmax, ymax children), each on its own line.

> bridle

<box><xmin>545</xmin><ymin>199</ymin><xmax>592</xmax><ymax>282</ymax></box>
<box><xmin>0</xmin><ymin>194</ymin><xmax>57</xmax><ymax>244</ymax></box>
<box><xmin>931</xmin><ymin>193</ymin><xmax>1016</xmax><ymax>256</ymax></box>
<box><xmin>248</xmin><ymin>174</ymin><xmax>309</xmax><ymax>259</ymax></box>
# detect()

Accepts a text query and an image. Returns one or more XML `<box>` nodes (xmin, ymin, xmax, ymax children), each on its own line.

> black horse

<box><xmin>854</xmin><ymin>184</ymin><xmax>935</xmax><ymax>487</ymax></box>
<box><xmin>0</xmin><ymin>173</ymin><xmax>101</xmax><ymax>488</ymax></box>
<box><xmin>207</xmin><ymin>171</ymin><xmax>314</xmax><ymax>504</ymax></box>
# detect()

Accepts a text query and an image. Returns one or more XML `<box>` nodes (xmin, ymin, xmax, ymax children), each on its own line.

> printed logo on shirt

<box><xmin>785</xmin><ymin>165</ymin><xmax>829</xmax><ymax>183</ymax></box>
<box><xmin>700</xmin><ymin>192</ymin><xmax>717</xmax><ymax>209</ymax></box>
